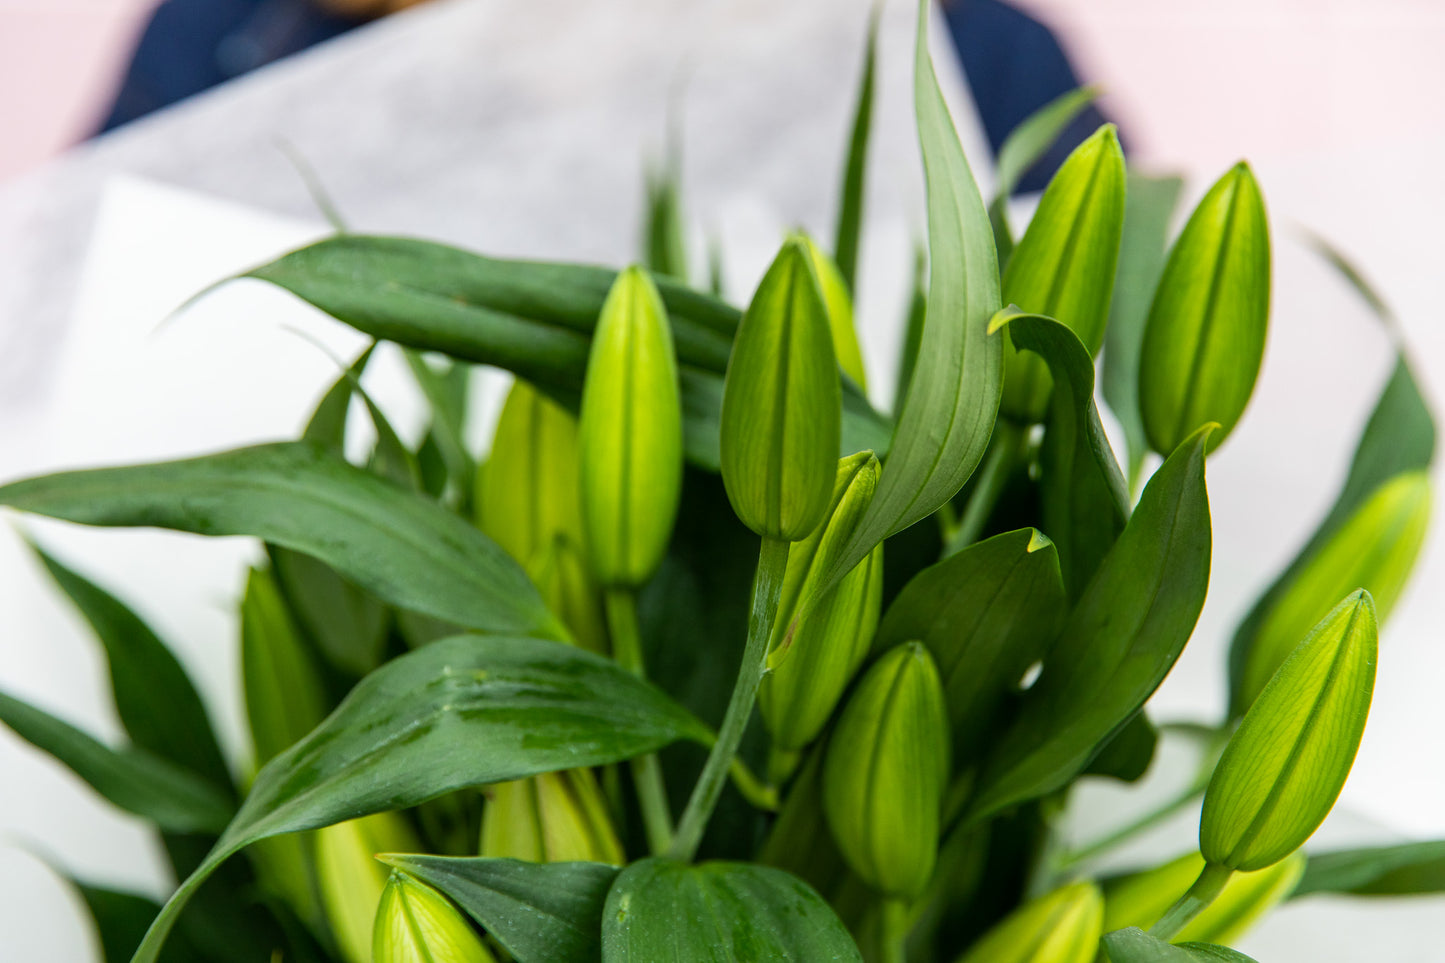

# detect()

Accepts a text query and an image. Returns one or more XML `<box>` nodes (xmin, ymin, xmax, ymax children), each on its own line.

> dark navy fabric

<box><xmin>942</xmin><ymin>0</ymin><xmax>1121</xmax><ymax>194</ymax></box>
<box><xmin>98</xmin><ymin>0</ymin><xmax>362</xmax><ymax>133</ymax></box>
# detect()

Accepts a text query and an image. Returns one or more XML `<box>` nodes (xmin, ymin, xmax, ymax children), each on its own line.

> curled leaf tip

<box><xmin>988</xmin><ymin>305</ymin><xmax>1026</xmax><ymax>334</ymax></box>
<box><xmin>1025</xmin><ymin>528</ymin><xmax>1054</xmax><ymax>553</ymax></box>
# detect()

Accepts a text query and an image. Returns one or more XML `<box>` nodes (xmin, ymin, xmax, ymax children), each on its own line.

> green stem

<box><xmin>668</xmin><ymin>536</ymin><xmax>791</xmax><ymax>862</ymax></box>
<box><xmin>942</xmin><ymin>419</ymin><xmax>1024</xmax><ymax>557</ymax></box>
<box><xmin>878</xmin><ymin>898</ymin><xmax>910</xmax><ymax>963</ymax></box>
<box><xmin>604</xmin><ymin>589</ymin><xmax>675</xmax><ymax>855</ymax></box>
<box><xmin>1149</xmin><ymin>861</ymin><xmax>1233</xmax><ymax>941</ymax></box>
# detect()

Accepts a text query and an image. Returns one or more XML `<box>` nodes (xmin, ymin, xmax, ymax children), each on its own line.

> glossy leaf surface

<box><xmin>1102</xmin><ymin>172</ymin><xmax>1184</xmax><ymax>489</ymax></box>
<box><xmin>875</xmin><ymin>527</ymin><xmax>1064</xmax><ymax>764</ymax></box>
<box><xmin>382</xmin><ymin>855</ymin><xmax>617</xmax><ymax>963</ymax></box>
<box><xmin>31</xmin><ymin>543</ymin><xmax>231</xmax><ymax>791</ymax></box>
<box><xmin>1293</xmin><ymin>840</ymin><xmax>1445</xmax><ymax>897</ymax></box>
<box><xmin>1139</xmin><ymin>163</ymin><xmax>1270</xmax><ymax>454</ymax></box>
<box><xmin>969</xmin><ymin>427</ymin><xmax>1212</xmax><ymax>820</ymax></box>
<box><xmin>601</xmin><ymin>858</ymin><xmax>861</xmax><ymax>962</ymax></box>
<box><xmin>0</xmin><ymin>691</ymin><xmax>232</xmax><ymax>834</ymax></box>
<box><xmin>1203</xmin><ymin>592</ymin><xmax>1377</xmax><ymax>871</ymax></box>
<box><xmin>817</xmin><ymin>3</ymin><xmax>1004</xmax><ymax>593</ymax></box>
<box><xmin>999</xmin><ymin>125</ymin><xmax>1125</xmax><ymax>422</ymax></box>
<box><xmin>128</xmin><ymin>635</ymin><xmax>707</xmax><ymax>963</ymax></box>
<box><xmin>0</xmin><ymin>442</ymin><xmax>566</xmax><ymax>641</ymax></box>
<box><xmin>1000</xmin><ymin>311</ymin><xmax>1130</xmax><ymax>597</ymax></box>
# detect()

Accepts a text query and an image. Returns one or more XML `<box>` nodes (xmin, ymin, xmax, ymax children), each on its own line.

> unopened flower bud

<box><xmin>799</xmin><ymin>234</ymin><xmax>868</xmax><ymax>390</ymax></box>
<box><xmin>578</xmin><ymin>266</ymin><xmax>683</xmax><ymax>587</ymax></box>
<box><xmin>720</xmin><ymin>237</ymin><xmax>841</xmax><ymax>541</ymax></box>
<box><xmin>1203</xmin><ymin>591</ymin><xmax>1377</xmax><ymax>872</ymax></box>
<box><xmin>823</xmin><ymin>642</ymin><xmax>949</xmax><ymax>898</ymax></box>
<box><xmin>317</xmin><ymin>812</ymin><xmax>418</xmax><ymax>963</ymax></box>
<box><xmin>956</xmin><ymin>881</ymin><xmax>1102</xmax><ymax>963</ymax></box>
<box><xmin>760</xmin><ymin>452</ymin><xmax>882</xmax><ymax>755</ymax></box>
<box><xmin>373</xmin><ymin>869</ymin><xmax>497</xmax><ymax>963</ymax></box>
<box><xmin>479</xmin><ymin>768</ymin><xmax>623</xmax><ymax>865</ymax></box>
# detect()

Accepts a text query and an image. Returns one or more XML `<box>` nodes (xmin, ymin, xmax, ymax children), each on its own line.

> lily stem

<box><xmin>1149</xmin><ymin>861</ymin><xmax>1233</xmax><ymax>941</ymax></box>
<box><xmin>668</xmin><ymin>536</ymin><xmax>791</xmax><ymax>862</ymax></box>
<box><xmin>604</xmin><ymin>588</ymin><xmax>675</xmax><ymax>856</ymax></box>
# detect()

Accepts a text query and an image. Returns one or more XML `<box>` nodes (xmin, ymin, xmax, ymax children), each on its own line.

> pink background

<box><xmin>4</xmin><ymin>0</ymin><xmax>1445</xmax><ymax>183</ymax></box>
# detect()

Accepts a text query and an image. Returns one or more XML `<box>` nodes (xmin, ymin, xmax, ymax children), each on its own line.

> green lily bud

<box><xmin>759</xmin><ymin>452</ymin><xmax>883</xmax><ymax>754</ymax></box>
<box><xmin>720</xmin><ymin>236</ymin><xmax>842</xmax><ymax>541</ymax></box>
<box><xmin>799</xmin><ymin>234</ymin><xmax>868</xmax><ymax>390</ymax></box>
<box><xmin>479</xmin><ymin>768</ymin><xmax>624</xmax><ymax>865</ymax></box>
<box><xmin>527</xmin><ymin>534</ymin><xmax>608</xmax><ymax>655</ymax></box>
<box><xmin>477</xmin><ymin>378</ymin><xmax>584</xmax><ymax>567</ymax></box>
<box><xmin>1202</xmin><ymin>591</ymin><xmax>1377</xmax><ymax>872</ymax></box>
<box><xmin>1235</xmin><ymin>470</ymin><xmax>1429</xmax><ymax>711</ymax></box>
<box><xmin>317</xmin><ymin>812</ymin><xmax>419</xmax><ymax>963</ymax></box>
<box><xmin>240</xmin><ymin>566</ymin><xmax>326</xmax><ymax>769</ymax></box>
<box><xmin>999</xmin><ymin>124</ymin><xmax>1125</xmax><ymax>423</ymax></box>
<box><xmin>956</xmin><ymin>881</ymin><xmax>1102</xmax><ymax>963</ymax></box>
<box><xmin>374</xmin><ymin>869</ymin><xmax>497</xmax><ymax>963</ymax></box>
<box><xmin>823</xmin><ymin>641</ymin><xmax>949</xmax><ymax>898</ymax></box>
<box><xmin>1101</xmin><ymin>850</ymin><xmax>1305</xmax><ymax>946</ymax></box>
<box><xmin>578</xmin><ymin>265</ymin><xmax>684</xmax><ymax>587</ymax></box>
<box><xmin>1139</xmin><ymin>162</ymin><xmax>1270</xmax><ymax>454</ymax></box>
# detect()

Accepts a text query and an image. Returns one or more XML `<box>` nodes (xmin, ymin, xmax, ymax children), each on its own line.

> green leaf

<box><xmin>29</xmin><ymin>542</ymin><xmax>231</xmax><ymax>791</ymax></box>
<box><xmin>1084</xmin><ymin>711</ymin><xmax>1158</xmax><ymax>784</ymax></box>
<box><xmin>1103</xmin><ymin>928</ymin><xmax>1258</xmax><ymax>962</ymax></box>
<box><xmin>240</xmin><ymin>235</ymin><xmax>892</xmax><ymax>469</ymax></box>
<box><xmin>998</xmin><ymin>311</ymin><xmax>1130</xmax><ymax>597</ymax></box>
<box><xmin>380</xmin><ymin>855</ymin><xmax>618</xmax><ymax>963</ymax></box>
<box><xmin>0</xmin><ymin>691</ymin><xmax>233</xmax><ymax>833</ymax></box>
<box><xmin>1231</xmin><ymin>471</ymin><xmax>1427</xmax><ymax>712</ymax></box>
<box><xmin>988</xmin><ymin>86</ymin><xmax>1101</xmax><ymax>263</ymax></box>
<box><xmin>643</xmin><ymin>134</ymin><xmax>689</xmax><ymax>282</ymax></box>
<box><xmin>302</xmin><ymin>343</ymin><xmax>375</xmax><ymax>451</ymax></box>
<box><xmin>1293</xmin><ymin>840</ymin><xmax>1445</xmax><ymax>897</ymax></box>
<box><xmin>240</xmin><ymin>567</ymin><xmax>328</xmax><ymax>766</ymax></box>
<box><xmin>0</xmin><ymin>442</ymin><xmax>566</xmax><ymax>641</ymax></box>
<box><xmin>269</xmin><ymin>545</ymin><xmax>390</xmax><ymax>677</ymax></box>
<box><xmin>1102</xmin><ymin>173</ymin><xmax>1184</xmax><ymax>490</ymax></box>
<box><xmin>719</xmin><ymin>237</ymin><xmax>841</xmax><ymax>541</ymax></box>
<box><xmin>892</xmin><ymin>243</ymin><xmax>928</xmax><ymax>416</ymax></box>
<box><xmin>874</xmin><ymin>527</ymin><xmax>1065</xmax><ymax>765</ymax></box>
<box><xmin>968</xmin><ymin>426</ymin><xmax>1212</xmax><ymax>821</ymax></box>
<box><xmin>1202</xmin><ymin>592</ymin><xmax>1378</xmax><ymax>872</ymax></box>
<box><xmin>1139</xmin><ymin>163</ymin><xmax>1270</xmax><ymax>454</ymax></box>
<box><xmin>71</xmin><ymin>881</ymin><xmax>222</xmax><ymax>963</ymax></box>
<box><xmin>1301</xmin><ymin>230</ymin><xmax>1397</xmax><ymax>329</ymax></box>
<box><xmin>128</xmin><ymin>635</ymin><xmax>707</xmax><ymax>963</ymax></box>
<box><xmin>1228</xmin><ymin>356</ymin><xmax>1434</xmax><ymax>715</ymax></box>
<box><xmin>403</xmin><ymin>349</ymin><xmax>477</xmax><ymax>503</ymax></box>
<box><xmin>998</xmin><ymin>124</ymin><xmax>1126</xmax><ymax>423</ymax></box>
<box><xmin>601</xmin><ymin>858</ymin><xmax>861</xmax><ymax>962</ymax></box>
<box><xmin>816</xmin><ymin>1</ymin><xmax>1004</xmax><ymax>592</ymax></box>
<box><xmin>833</xmin><ymin>3</ymin><xmax>880</xmax><ymax>292</ymax></box>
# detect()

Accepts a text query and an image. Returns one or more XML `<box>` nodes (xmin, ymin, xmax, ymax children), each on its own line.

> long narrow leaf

<box><xmin>127</xmin><ymin>635</ymin><xmax>708</xmax><ymax>963</ymax></box>
<box><xmin>0</xmin><ymin>692</ymin><xmax>233</xmax><ymax>834</ymax></box>
<box><xmin>1293</xmin><ymin>840</ymin><xmax>1445</xmax><ymax>897</ymax></box>
<box><xmin>833</xmin><ymin>4</ymin><xmax>880</xmax><ymax>292</ymax></box>
<box><xmin>30</xmin><ymin>543</ymin><xmax>231</xmax><ymax>791</ymax></box>
<box><xmin>816</xmin><ymin>0</ymin><xmax>1004</xmax><ymax>596</ymax></box>
<box><xmin>0</xmin><ymin>442</ymin><xmax>566</xmax><ymax>641</ymax></box>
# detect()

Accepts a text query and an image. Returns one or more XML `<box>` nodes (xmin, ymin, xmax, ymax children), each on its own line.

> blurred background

<box><xmin>2</xmin><ymin>0</ymin><xmax>1443</xmax><ymax>960</ymax></box>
